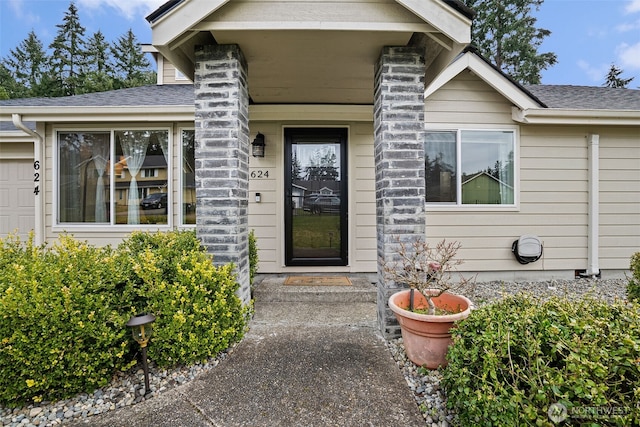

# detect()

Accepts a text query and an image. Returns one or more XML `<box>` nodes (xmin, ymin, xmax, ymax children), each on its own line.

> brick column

<box><xmin>373</xmin><ymin>46</ymin><xmax>426</xmax><ymax>338</ymax></box>
<box><xmin>194</xmin><ymin>44</ymin><xmax>251</xmax><ymax>305</ymax></box>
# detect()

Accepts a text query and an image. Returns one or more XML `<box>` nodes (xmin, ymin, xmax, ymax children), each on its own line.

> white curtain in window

<box><xmin>92</xmin><ymin>139</ymin><xmax>109</xmax><ymax>222</ymax></box>
<box><xmin>120</xmin><ymin>131</ymin><xmax>149</xmax><ymax>224</ymax></box>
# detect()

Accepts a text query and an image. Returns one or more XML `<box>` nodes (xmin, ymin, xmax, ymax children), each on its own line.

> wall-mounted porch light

<box><xmin>126</xmin><ymin>313</ymin><xmax>156</xmax><ymax>395</ymax></box>
<box><xmin>252</xmin><ymin>133</ymin><xmax>265</xmax><ymax>157</ymax></box>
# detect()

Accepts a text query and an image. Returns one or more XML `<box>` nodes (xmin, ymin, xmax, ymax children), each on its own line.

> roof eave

<box><xmin>512</xmin><ymin>107</ymin><xmax>640</xmax><ymax>125</ymax></box>
<box><xmin>0</xmin><ymin>106</ymin><xmax>195</xmax><ymax>123</ymax></box>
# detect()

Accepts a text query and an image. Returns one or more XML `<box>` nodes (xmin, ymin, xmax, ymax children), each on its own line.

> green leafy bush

<box><xmin>628</xmin><ymin>252</ymin><xmax>640</xmax><ymax>302</ymax></box>
<box><xmin>0</xmin><ymin>230</ymin><xmax>249</xmax><ymax>406</ymax></box>
<box><xmin>0</xmin><ymin>235</ymin><xmax>131</xmax><ymax>406</ymax></box>
<box><xmin>249</xmin><ymin>229</ymin><xmax>259</xmax><ymax>285</ymax></box>
<box><xmin>443</xmin><ymin>294</ymin><xmax>640</xmax><ymax>426</ymax></box>
<box><xmin>116</xmin><ymin>230</ymin><xmax>249</xmax><ymax>367</ymax></box>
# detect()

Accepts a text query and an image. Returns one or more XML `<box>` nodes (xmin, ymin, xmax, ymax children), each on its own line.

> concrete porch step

<box><xmin>252</xmin><ymin>274</ymin><xmax>378</xmax><ymax>303</ymax></box>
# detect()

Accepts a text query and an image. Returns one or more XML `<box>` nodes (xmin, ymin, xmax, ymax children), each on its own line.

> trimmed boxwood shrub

<box><xmin>628</xmin><ymin>252</ymin><xmax>640</xmax><ymax>303</ymax></box>
<box><xmin>0</xmin><ymin>230</ymin><xmax>249</xmax><ymax>406</ymax></box>
<box><xmin>115</xmin><ymin>230</ymin><xmax>250</xmax><ymax>367</ymax></box>
<box><xmin>0</xmin><ymin>234</ymin><xmax>131</xmax><ymax>406</ymax></box>
<box><xmin>443</xmin><ymin>294</ymin><xmax>640</xmax><ymax>426</ymax></box>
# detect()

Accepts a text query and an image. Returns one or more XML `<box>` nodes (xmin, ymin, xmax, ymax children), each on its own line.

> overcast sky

<box><xmin>1</xmin><ymin>0</ymin><xmax>639</xmax><ymax>87</ymax></box>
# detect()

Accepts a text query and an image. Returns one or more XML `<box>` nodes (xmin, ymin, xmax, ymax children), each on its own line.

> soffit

<box><xmin>150</xmin><ymin>0</ymin><xmax>471</xmax><ymax>104</ymax></box>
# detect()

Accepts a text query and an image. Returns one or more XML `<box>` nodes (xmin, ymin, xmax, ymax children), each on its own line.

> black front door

<box><xmin>284</xmin><ymin>128</ymin><xmax>348</xmax><ymax>266</ymax></box>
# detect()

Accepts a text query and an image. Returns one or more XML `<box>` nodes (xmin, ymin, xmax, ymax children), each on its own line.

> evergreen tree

<box><xmin>82</xmin><ymin>31</ymin><xmax>114</xmax><ymax>93</ymax></box>
<box><xmin>603</xmin><ymin>64</ymin><xmax>634</xmax><ymax>88</ymax></box>
<box><xmin>2</xmin><ymin>31</ymin><xmax>49</xmax><ymax>97</ymax></box>
<box><xmin>0</xmin><ymin>63</ymin><xmax>20</xmax><ymax>99</ymax></box>
<box><xmin>49</xmin><ymin>1</ymin><xmax>87</xmax><ymax>96</ymax></box>
<box><xmin>111</xmin><ymin>29</ymin><xmax>155</xmax><ymax>89</ymax></box>
<box><xmin>463</xmin><ymin>0</ymin><xmax>557</xmax><ymax>85</ymax></box>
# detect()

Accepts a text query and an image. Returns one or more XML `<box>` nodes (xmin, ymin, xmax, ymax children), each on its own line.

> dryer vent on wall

<box><xmin>512</xmin><ymin>235</ymin><xmax>543</xmax><ymax>264</ymax></box>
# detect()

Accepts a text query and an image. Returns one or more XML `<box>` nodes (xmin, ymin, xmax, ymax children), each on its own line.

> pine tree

<box><xmin>82</xmin><ymin>31</ymin><xmax>114</xmax><ymax>93</ymax></box>
<box><xmin>603</xmin><ymin>64</ymin><xmax>634</xmax><ymax>88</ymax></box>
<box><xmin>463</xmin><ymin>0</ymin><xmax>557</xmax><ymax>85</ymax></box>
<box><xmin>49</xmin><ymin>1</ymin><xmax>87</xmax><ymax>96</ymax></box>
<box><xmin>111</xmin><ymin>29</ymin><xmax>155</xmax><ymax>89</ymax></box>
<box><xmin>0</xmin><ymin>63</ymin><xmax>20</xmax><ymax>99</ymax></box>
<box><xmin>2</xmin><ymin>31</ymin><xmax>49</xmax><ymax>97</ymax></box>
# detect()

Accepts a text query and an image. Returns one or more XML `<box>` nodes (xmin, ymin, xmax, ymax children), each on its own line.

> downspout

<box><xmin>12</xmin><ymin>114</ymin><xmax>44</xmax><ymax>246</ymax></box>
<box><xmin>586</xmin><ymin>133</ymin><xmax>600</xmax><ymax>277</ymax></box>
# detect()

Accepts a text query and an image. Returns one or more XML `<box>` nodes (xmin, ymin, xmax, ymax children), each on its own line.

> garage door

<box><xmin>0</xmin><ymin>159</ymin><xmax>35</xmax><ymax>239</ymax></box>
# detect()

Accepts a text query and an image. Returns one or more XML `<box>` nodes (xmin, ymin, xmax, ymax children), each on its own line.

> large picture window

<box><xmin>425</xmin><ymin>130</ymin><xmax>515</xmax><ymax>206</ymax></box>
<box><xmin>57</xmin><ymin>129</ymin><xmax>170</xmax><ymax>225</ymax></box>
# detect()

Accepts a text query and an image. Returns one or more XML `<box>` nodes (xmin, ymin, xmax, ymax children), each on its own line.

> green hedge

<box><xmin>628</xmin><ymin>252</ymin><xmax>640</xmax><ymax>303</ymax></box>
<box><xmin>116</xmin><ymin>230</ymin><xmax>249</xmax><ymax>367</ymax></box>
<box><xmin>443</xmin><ymin>294</ymin><xmax>640</xmax><ymax>426</ymax></box>
<box><xmin>0</xmin><ymin>235</ymin><xmax>130</xmax><ymax>405</ymax></box>
<box><xmin>0</xmin><ymin>230</ymin><xmax>249</xmax><ymax>407</ymax></box>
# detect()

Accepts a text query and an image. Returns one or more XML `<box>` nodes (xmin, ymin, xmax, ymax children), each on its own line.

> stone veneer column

<box><xmin>194</xmin><ymin>44</ymin><xmax>251</xmax><ymax>305</ymax></box>
<box><xmin>373</xmin><ymin>46</ymin><xmax>427</xmax><ymax>338</ymax></box>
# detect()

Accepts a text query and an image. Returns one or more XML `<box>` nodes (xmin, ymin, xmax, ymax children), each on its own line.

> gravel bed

<box><xmin>0</xmin><ymin>348</ymin><xmax>235</xmax><ymax>427</ymax></box>
<box><xmin>386</xmin><ymin>277</ymin><xmax>630</xmax><ymax>426</ymax></box>
<box><xmin>1</xmin><ymin>278</ymin><xmax>630</xmax><ymax>427</ymax></box>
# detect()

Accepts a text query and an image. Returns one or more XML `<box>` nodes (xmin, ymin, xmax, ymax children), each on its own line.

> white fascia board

<box><xmin>151</xmin><ymin>0</ymin><xmax>230</xmax><ymax>47</ymax></box>
<box><xmin>0</xmin><ymin>106</ymin><xmax>195</xmax><ymax>123</ymax></box>
<box><xmin>396</xmin><ymin>0</ymin><xmax>471</xmax><ymax>45</ymax></box>
<box><xmin>425</xmin><ymin>52</ymin><xmax>541</xmax><ymax>110</ymax></box>
<box><xmin>513</xmin><ymin>107</ymin><xmax>640</xmax><ymax>126</ymax></box>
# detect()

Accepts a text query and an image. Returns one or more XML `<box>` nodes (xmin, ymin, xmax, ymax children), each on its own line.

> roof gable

<box><xmin>425</xmin><ymin>47</ymin><xmax>544</xmax><ymax>110</ymax></box>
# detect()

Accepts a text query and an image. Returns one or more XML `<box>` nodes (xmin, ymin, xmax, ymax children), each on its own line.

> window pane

<box><xmin>115</xmin><ymin>130</ymin><xmax>169</xmax><ymax>224</ymax></box>
<box><xmin>425</xmin><ymin>131</ymin><xmax>457</xmax><ymax>203</ymax></box>
<box><xmin>182</xmin><ymin>130</ymin><xmax>196</xmax><ymax>225</ymax></box>
<box><xmin>461</xmin><ymin>130</ymin><xmax>514</xmax><ymax>205</ymax></box>
<box><xmin>58</xmin><ymin>132</ymin><xmax>111</xmax><ymax>223</ymax></box>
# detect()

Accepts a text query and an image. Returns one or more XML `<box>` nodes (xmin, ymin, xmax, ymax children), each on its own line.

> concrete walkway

<box><xmin>69</xmin><ymin>275</ymin><xmax>424</xmax><ymax>426</ymax></box>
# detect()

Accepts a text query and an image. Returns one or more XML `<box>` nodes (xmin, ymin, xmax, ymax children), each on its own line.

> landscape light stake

<box><xmin>126</xmin><ymin>313</ymin><xmax>156</xmax><ymax>395</ymax></box>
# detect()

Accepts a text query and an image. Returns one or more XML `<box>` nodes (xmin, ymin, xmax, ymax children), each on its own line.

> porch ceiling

<box><xmin>213</xmin><ymin>30</ymin><xmax>413</xmax><ymax>104</ymax></box>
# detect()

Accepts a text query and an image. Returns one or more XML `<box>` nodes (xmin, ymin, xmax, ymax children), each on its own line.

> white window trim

<box><xmin>53</xmin><ymin>126</ymin><xmax>173</xmax><ymax>231</ymax></box>
<box><xmin>424</xmin><ymin>125</ymin><xmax>520</xmax><ymax>212</ymax></box>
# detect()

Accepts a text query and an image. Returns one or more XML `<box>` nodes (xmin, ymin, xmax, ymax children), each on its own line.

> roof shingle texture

<box><xmin>0</xmin><ymin>85</ymin><xmax>194</xmax><ymax>107</ymax></box>
<box><xmin>1</xmin><ymin>84</ymin><xmax>640</xmax><ymax>111</ymax></box>
<box><xmin>526</xmin><ymin>85</ymin><xmax>640</xmax><ymax>110</ymax></box>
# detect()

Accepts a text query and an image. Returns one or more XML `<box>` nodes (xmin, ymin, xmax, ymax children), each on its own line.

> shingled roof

<box><xmin>526</xmin><ymin>85</ymin><xmax>640</xmax><ymax>110</ymax></box>
<box><xmin>0</xmin><ymin>84</ymin><xmax>194</xmax><ymax>108</ymax></box>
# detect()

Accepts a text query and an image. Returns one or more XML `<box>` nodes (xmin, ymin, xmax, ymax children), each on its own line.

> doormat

<box><xmin>284</xmin><ymin>276</ymin><xmax>352</xmax><ymax>286</ymax></box>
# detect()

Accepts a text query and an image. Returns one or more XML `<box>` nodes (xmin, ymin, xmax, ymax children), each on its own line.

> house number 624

<box><xmin>250</xmin><ymin>170</ymin><xmax>269</xmax><ymax>179</ymax></box>
<box><xmin>33</xmin><ymin>161</ymin><xmax>40</xmax><ymax>196</ymax></box>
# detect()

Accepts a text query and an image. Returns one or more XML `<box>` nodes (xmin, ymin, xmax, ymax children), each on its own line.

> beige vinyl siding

<box><xmin>425</xmin><ymin>74</ymin><xmax>590</xmax><ymax>273</ymax></box>
<box><xmin>599</xmin><ymin>128</ymin><xmax>640</xmax><ymax>269</ymax></box>
<box><xmin>162</xmin><ymin>61</ymin><xmax>191</xmax><ymax>85</ymax></box>
<box><xmin>425</xmin><ymin>72</ymin><xmax>639</xmax><ymax>274</ymax></box>
<box><xmin>425</xmin><ymin>72</ymin><xmax>514</xmax><ymax>125</ymax></box>
<box><xmin>247</xmin><ymin>120</ymin><xmax>376</xmax><ymax>273</ymax></box>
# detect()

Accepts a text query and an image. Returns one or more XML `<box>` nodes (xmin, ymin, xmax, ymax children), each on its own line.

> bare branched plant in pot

<box><xmin>383</xmin><ymin>238</ymin><xmax>474</xmax><ymax>369</ymax></box>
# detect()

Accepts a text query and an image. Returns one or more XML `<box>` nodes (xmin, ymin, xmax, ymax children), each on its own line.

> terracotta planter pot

<box><xmin>389</xmin><ymin>289</ymin><xmax>472</xmax><ymax>369</ymax></box>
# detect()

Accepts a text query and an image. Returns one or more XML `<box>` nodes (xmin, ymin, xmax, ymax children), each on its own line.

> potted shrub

<box><xmin>383</xmin><ymin>239</ymin><xmax>474</xmax><ymax>369</ymax></box>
